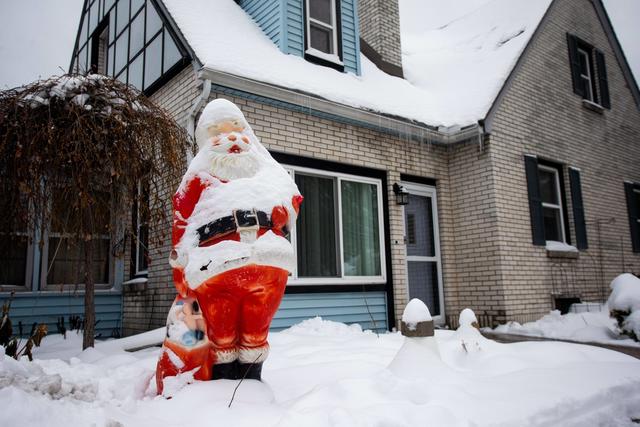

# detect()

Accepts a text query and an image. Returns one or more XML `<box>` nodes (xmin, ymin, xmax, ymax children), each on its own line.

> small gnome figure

<box><xmin>156</xmin><ymin>99</ymin><xmax>302</xmax><ymax>394</ymax></box>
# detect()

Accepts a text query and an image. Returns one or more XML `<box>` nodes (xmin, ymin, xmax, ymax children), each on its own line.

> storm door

<box><xmin>402</xmin><ymin>182</ymin><xmax>444</xmax><ymax>322</ymax></box>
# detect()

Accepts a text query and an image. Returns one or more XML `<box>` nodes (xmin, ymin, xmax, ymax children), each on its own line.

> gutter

<box><xmin>186</xmin><ymin>78</ymin><xmax>211</xmax><ymax>161</ymax></box>
<box><xmin>197</xmin><ymin>67</ymin><xmax>482</xmax><ymax>146</ymax></box>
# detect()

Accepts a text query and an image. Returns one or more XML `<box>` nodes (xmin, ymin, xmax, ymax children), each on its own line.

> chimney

<box><xmin>357</xmin><ymin>0</ymin><xmax>404</xmax><ymax>77</ymax></box>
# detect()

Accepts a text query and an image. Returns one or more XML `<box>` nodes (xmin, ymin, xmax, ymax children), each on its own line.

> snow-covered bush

<box><xmin>607</xmin><ymin>273</ymin><xmax>640</xmax><ymax>341</ymax></box>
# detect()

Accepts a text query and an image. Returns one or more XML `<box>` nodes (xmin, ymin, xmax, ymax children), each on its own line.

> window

<box><xmin>567</xmin><ymin>33</ymin><xmax>610</xmax><ymax>109</ymax></box>
<box><xmin>72</xmin><ymin>0</ymin><xmax>186</xmax><ymax>93</ymax></box>
<box><xmin>286</xmin><ymin>165</ymin><xmax>386</xmax><ymax>284</ymax></box>
<box><xmin>305</xmin><ymin>0</ymin><xmax>342</xmax><ymax>66</ymax></box>
<box><xmin>625</xmin><ymin>182</ymin><xmax>640</xmax><ymax>253</ymax></box>
<box><xmin>539</xmin><ymin>165</ymin><xmax>566</xmax><ymax>243</ymax></box>
<box><xmin>133</xmin><ymin>180</ymin><xmax>150</xmax><ymax>276</ymax></box>
<box><xmin>43</xmin><ymin>190</ymin><xmax>111</xmax><ymax>289</ymax></box>
<box><xmin>524</xmin><ymin>156</ymin><xmax>575</xmax><ymax>246</ymax></box>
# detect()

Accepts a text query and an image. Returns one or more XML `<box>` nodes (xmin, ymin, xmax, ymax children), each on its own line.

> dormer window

<box><xmin>305</xmin><ymin>0</ymin><xmax>343</xmax><ymax>67</ymax></box>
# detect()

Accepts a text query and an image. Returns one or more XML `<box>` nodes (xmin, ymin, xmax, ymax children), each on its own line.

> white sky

<box><xmin>0</xmin><ymin>0</ymin><xmax>638</xmax><ymax>90</ymax></box>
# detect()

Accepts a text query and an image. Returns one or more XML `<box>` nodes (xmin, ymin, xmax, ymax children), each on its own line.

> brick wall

<box><xmin>488</xmin><ymin>0</ymin><xmax>640</xmax><ymax>323</ymax></box>
<box><xmin>357</xmin><ymin>0</ymin><xmax>403</xmax><ymax>68</ymax></box>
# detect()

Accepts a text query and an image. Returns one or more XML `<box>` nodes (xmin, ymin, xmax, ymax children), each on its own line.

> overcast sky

<box><xmin>0</xmin><ymin>0</ymin><xmax>638</xmax><ymax>90</ymax></box>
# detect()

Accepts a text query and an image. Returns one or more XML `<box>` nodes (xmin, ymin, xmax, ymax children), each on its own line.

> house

<box><xmin>2</xmin><ymin>0</ymin><xmax>638</xmax><ymax>337</ymax></box>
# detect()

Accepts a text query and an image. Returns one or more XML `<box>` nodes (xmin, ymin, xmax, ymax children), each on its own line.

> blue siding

<box><xmin>238</xmin><ymin>0</ymin><xmax>283</xmax><ymax>49</ymax></box>
<box><xmin>340</xmin><ymin>0</ymin><xmax>361</xmax><ymax>75</ymax></box>
<box><xmin>284</xmin><ymin>0</ymin><xmax>304</xmax><ymax>56</ymax></box>
<box><xmin>1</xmin><ymin>292</ymin><xmax>123</xmax><ymax>338</ymax></box>
<box><xmin>272</xmin><ymin>291</ymin><xmax>388</xmax><ymax>332</ymax></box>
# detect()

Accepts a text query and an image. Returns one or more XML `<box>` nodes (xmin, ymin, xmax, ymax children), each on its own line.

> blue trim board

<box><xmin>1</xmin><ymin>291</ymin><xmax>123</xmax><ymax>338</ymax></box>
<box><xmin>272</xmin><ymin>291</ymin><xmax>388</xmax><ymax>332</ymax></box>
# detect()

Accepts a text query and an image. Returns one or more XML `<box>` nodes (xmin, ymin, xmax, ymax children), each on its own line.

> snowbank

<box><xmin>2</xmin><ymin>317</ymin><xmax>640</xmax><ymax>426</ymax></box>
<box><xmin>608</xmin><ymin>273</ymin><xmax>640</xmax><ymax>340</ymax></box>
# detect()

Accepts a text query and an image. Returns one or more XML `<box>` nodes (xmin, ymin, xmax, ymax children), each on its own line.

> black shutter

<box><xmin>567</xmin><ymin>33</ymin><xmax>584</xmax><ymax>97</ymax></box>
<box><xmin>569</xmin><ymin>168</ymin><xmax>588</xmax><ymax>250</ymax></box>
<box><xmin>595</xmin><ymin>50</ymin><xmax>611</xmax><ymax>109</ymax></box>
<box><xmin>624</xmin><ymin>182</ymin><xmax>640</xmax><ymax>253</ymax></box>
<box><xmin>525</xmin><ymin>156</ymin><xmax>545</xmax><ymax>245</ymax></box>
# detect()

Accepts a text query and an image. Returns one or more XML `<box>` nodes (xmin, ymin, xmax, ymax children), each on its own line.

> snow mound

<box><xmin>608</xmin><ymin>273</ymin><xmax>640</xmax><ymax>312</ymax></box>
<box><xmin>280</xmin><ymin>316</ymin><xmax>366</xmax><ymax>337</ymax></box>
<box><xmin>459</xmin><ymin>308</ymin><xmax>478</xmax><ymax>327</ymax></box>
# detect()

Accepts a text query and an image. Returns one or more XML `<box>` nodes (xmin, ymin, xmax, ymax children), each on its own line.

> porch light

<box><xmin>393</xmin><ymin>183</ymin><xmax>409</xmax><ymax>205</ymax></box>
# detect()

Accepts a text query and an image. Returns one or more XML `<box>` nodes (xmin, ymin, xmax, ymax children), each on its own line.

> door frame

<box><xmin>401</xmin><ymin>181</ymin><xmax>445</xmax><ymax>324</ymax></box>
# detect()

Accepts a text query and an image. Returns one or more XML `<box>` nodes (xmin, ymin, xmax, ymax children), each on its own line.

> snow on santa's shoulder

<box><xmin>162</xmin><ymin>0</ymin><xmax>550</xmax><ymax>127</ymax></box>
<box><xmin>608</xmin><ymin>273</ymin><xmax>640</xmax><ymax>312</ymax></box>
<box><xmin>5</xmin><ymin>317</ymin><xmax>640</xmax><ymax>426</ymax></box>
<box><xmin>402</xmin><ymin>298</ymin><xmax>432</xmax><ymax>324</ymax></box>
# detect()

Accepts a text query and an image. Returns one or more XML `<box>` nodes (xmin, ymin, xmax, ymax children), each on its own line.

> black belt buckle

<box><xmin>234</xmin><ymin>209</ymin><xmax>260</xmax><ymax>233</ymax></box>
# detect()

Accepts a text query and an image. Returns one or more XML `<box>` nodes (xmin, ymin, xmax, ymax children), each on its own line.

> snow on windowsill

<box><xmin>122</xmin><ymin>276</ymin><xmax>149</xmax><ymax>292</ymax></box>
<box><xmin>305</xmin><ymin>48</ymin><xmax>344</xmax><ymax>66</ymax></box>
<box><xmin>546</xmin><ymin>241</ymin><xmax>579</xmax><ymax>259</ymax></box>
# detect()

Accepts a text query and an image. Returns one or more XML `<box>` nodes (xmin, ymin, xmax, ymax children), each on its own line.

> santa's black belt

<box><xmin>197</xmin><ymin>209</ymin><xmax>271</xmax><ymax>245</ymax></box>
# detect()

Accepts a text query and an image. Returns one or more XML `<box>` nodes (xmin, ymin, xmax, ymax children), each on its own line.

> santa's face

<box><xmin>207</xmin><ymin>131</ymin><xmax>260</xmax><ymax>181</ymax></box>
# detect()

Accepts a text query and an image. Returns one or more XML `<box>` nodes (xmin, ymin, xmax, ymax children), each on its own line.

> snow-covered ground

<box><xmin>2</xmin><ymin>317</ymin><xmax>640</xmax><ymax>426</ymax></box>
<box><xmin>491</xmin><ymin>306</ymin><xmax>640</xmax><ymax>348</ymax></box>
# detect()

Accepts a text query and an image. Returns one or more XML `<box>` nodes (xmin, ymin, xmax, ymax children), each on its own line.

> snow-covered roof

<box><xmin>162</xmin><ymin>0</ymin><xmax>551</xmax><ymax>127</ymax></box>
<box><xmin>399</xmin><ymin>0</ymin><xmax>552</xmax><ymax>124</ymax></box>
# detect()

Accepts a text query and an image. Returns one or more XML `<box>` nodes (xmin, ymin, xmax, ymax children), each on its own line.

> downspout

<box><xmin>186</xmin><ymin>77</ymin><xmax>212</xmax><ymax>162</ymax></box>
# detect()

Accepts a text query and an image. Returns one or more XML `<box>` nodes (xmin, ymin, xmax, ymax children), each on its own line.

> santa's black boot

<box><xmin>212</xmin><ymin>361</ymin><xmax>239</xmax><ymax>380</ymax></box>
<box><xmin>238</xmin><ymin>362</ymin><xmax>263</xmax><ymax>380</ymax></box>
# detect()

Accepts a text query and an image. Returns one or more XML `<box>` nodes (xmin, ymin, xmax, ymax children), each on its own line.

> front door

<box><xmin>402</xmin><ymin>182</ymin><xmax>444</xmax><ymax>322</ymax></box>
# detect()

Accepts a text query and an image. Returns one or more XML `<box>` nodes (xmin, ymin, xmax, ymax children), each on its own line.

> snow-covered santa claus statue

<box><xmin>155</xmin><ymin>99</ymin><xmax>302</xmax><ymax>394</ymax></box>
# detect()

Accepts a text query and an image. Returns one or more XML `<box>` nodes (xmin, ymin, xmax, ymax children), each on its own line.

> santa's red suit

<box><xmin>155</xmin><ymin>99</ymin><xmax>302</xmax><ymax>395</ymax></box>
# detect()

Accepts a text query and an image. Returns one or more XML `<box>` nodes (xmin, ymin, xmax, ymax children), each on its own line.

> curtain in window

<box><xmin>341</xmin><ymin>180</ymin><xmax>381</xmax><ymax>276</ymax></box>
<box><xmin>295</xmin><ymin>174</ymin><xmax>338</xmax><ymax>277</ymax></box>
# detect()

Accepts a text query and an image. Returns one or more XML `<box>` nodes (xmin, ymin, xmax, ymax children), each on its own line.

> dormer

<box><xmin>237</xmin><ymin>0</ymin><xmax>361</xmax><ymax>75</ymax></box>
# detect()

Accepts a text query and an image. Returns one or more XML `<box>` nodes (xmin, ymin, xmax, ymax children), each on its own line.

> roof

<box><xmin>399</xmin><ymin>0</ymin><xmax>552</xmax><ymax>125</ymax></box>
<box><xmin>161</xmin><ymin>0</ymin><xmax>638</xmax><ymax>128</ymax></box>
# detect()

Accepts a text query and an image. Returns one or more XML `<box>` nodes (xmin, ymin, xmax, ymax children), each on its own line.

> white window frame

<box><xmin>577</xmin><ymin>48</ymin><xmax>594</xmax><ymax>102</ymax></box>
<box><xmin>305</xmin><ymin>0</ymin><xmax>343</xmax><ymax>66</ymax></box>
<box><xmin>284</xmin><ymin>164</ymin><xmax>387</xmax><ymax>285</ymax></box>
<box><xmin>539</xmin><ymin>165</ymin><xmax>566</xmax><ymax>243</ymax></box>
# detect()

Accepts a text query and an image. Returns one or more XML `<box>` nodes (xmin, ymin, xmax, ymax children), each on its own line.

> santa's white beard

<box><xmin>210</xmin><ymin>149</ymin><xmax>261</xmax><ymax>181</ymax></box>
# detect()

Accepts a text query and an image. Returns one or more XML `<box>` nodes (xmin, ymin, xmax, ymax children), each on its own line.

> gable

<box><xmin>70</xmin><ymin>0</ymin><xmax>191</xmax><ymax>94</ymax></box>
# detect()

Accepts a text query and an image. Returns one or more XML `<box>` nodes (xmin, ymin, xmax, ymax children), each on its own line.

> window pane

<box><xmin>104</xmin><ymin>0</ymin><xmax>115</xmax><ymax>16</ymax></box>
<box><xmin>0</xmin><ymin>235</ymin><xmax>27</xmax><ymax>287</ymax></box>
<box><xmin>47</xmin><ymin>238</ymin><xmax>109</xmax><ymax>285</ymax></box>
<box><xmin>543</xmin><ymin>206</ymin><xmax>562</xmax><ymax>242</ymax></box>
<box><xmin>129</xmin><ymin>53</ymin><xmax>143</xmax><ymax>90</ymax></box>
<box><xmin>407</xmin><ymin>261</ymin><xmax>439</xmax><ymax>316</ymax></box>
<box><xmin>341</xmin><ymin>180</ymin><xmax>381</xmax><ymax>276</ymax></box>
<box><xmin>144</xmin><ymin>34</ymin><xmax>162</xmax><ymax>89</ymax></box>
<box><xmin>107</xmin><ymin>44</ymin><xmax>115</xmax><ymax>75</ymax></box>
<box><xmin>295</xmin><ymin>174</ymin><xmax>338</xmax><ymax>277</ymax></box>
<box><xmin>578</xmin><ymin>50</ymin><xmax>589</xmax><ymax>75</ymax></box>
<box><xmin>116</xmin><ymin>69</ymin><xmax>127</xmax><ymax>84</ymax></box>
<box><xmin>310</xmin><ymin>24</ymin><xmax>332</xmax><ymax>54</ymax></box>
<box><xmin>80</xmin><ymin>12</ymin><xmax>89</xmax><ymax>46</ymax></box>
<box><xmin>109</xmin><ymin>8</ymin><xmax>116</xmax><ymax>41</ymax></box>
<box><xmin>129</xmin><ymin>9</ymin><xmax>144</xmax><ymax>57</ymax></box>
<box><xmin>310</xmin><ymin>0</ymin><xmax>332</xmax><ymax>24</ymax></box>
<box><xmin>116</xmin><ymin>0</ymin><xmax>129</xmax><ymax>35</ymax></box>
<box><xmin>163</xmin><ymin>29</ymin><xmax>182</xmax><ymax>72</ymax></box>
<box><xmin>114</xmin><ymin>29</ymin><xmax>128</xmax><ymax>75</ymax></box>
<box><xmin>405</xmin><ymin>194</ymin><xmax>435</xmax><ymax>257</ymax></box>
<box><xmin>131</xmin><ymin>0</ymin><xmax>144</xmax><ymax>16</ymax></box>
<box><xmin>78</xmin><ymin>46</ymin><xmax>88</xmax><ymax>73</ymax></box>
<box><xmin>539</xmin><ymin>168</ymin><xmax>558</xmax><ymax>205</ymax></box>
<box><xmin>137</xmin><ymin>223</ymin><xmax>149</xmax><ymax>272</ymax></box>
<box><xmin>146</xmin><ymin>3</ymin><xmax>163</xmax><ymax>42</ymax></box>
<box><xmin>89</xmin><ymin>0</ymin><xmax>100</xmax><ymax>34</ymax></box>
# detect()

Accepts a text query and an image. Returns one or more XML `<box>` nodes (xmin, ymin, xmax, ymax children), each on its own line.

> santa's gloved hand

<box><xmin>169</xmin><ymin>248</ymin><xmax>188</xmax><ymax>268</ymax></box>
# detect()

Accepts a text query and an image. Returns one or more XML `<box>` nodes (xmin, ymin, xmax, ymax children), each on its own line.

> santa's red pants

<box><xmin>193</xmin><ymin>264</ymin><xmax>288</xmax><ymax>364</ymax></box>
